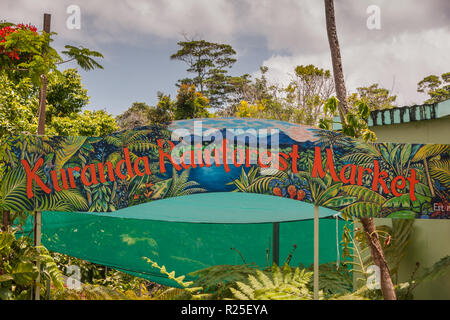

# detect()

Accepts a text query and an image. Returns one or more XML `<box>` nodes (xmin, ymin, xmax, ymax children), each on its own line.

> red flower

<box><xmin>287</xmin><ymin>185</ymin><xmax>297</xmax><ymax>199</ymax></box>
<box><xmin>0</xmin><ymin>23</ymin><xmax>38</xmax><ymax>61</ymax></box>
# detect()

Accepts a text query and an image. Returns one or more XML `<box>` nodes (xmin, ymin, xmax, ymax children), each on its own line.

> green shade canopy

<box><xmin>28</xmin><ymin>193</ymin><xmax>346</xmax><ymax>287</ymax></box>
<box><xmin>85</xmin><ymin>192</ymin><xmax>340</xmax><ymax>223</ymax></box>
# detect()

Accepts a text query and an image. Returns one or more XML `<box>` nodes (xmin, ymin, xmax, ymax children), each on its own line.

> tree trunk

<box><xmin>360</xmin><ymin>217</ymin><xmax>397</xmax><ymax>300</ymax></box>
<box><xmin>2</xmin><ymin>211</ymin><xmax>9</xmax><ymax>231</ymax></box>
<box><xmin>37</xmin><ymin>74</ymin><xmax>48</xmax><ymax>135</ymax></box>
<box><xmin>423</xmin><ymin>158</ymin><xmax>435</xmax><ymax>197</ymax></box>
<box><xmin>324</xmin><ymin>0</ymin><xmax>349</xmax><ymax>122</ymax></box>
<box><xmin>323</xmin><ymin>0</ymin><xmax>397</xmax><ymax>300</ymax></box>
<box><xmin>33</xmin><ymin>12</ymin><xmax>51</xmax><ymax>302</ymax></box>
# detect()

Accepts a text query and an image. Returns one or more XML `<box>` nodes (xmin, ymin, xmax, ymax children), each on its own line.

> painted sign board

<box><xmin>1</xmin><ymin>118</ymin><xmax>449</xmax><ymax>219</ymax></box>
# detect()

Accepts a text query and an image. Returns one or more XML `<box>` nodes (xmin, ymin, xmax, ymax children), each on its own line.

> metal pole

<box><xmin>272</xmin><ymin>222</ymin><xmax>279</xmax><ymax>266</ymax></box>
<box><xmin>314</xmin><ymin>205</ymin><xmax>319</xmax><ymax>300</ymax></box>
<box><xmin>34</xmin><ymin>12</ymin><xmax>51</xmax><ymax>301</ymax></box>
<box><xmin>33</xmin><ymin>209</ymin><xmax>42</xmax><ymax>300</ymax></box>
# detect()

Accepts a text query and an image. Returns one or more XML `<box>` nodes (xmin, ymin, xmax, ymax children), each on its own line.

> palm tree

<box><xmin>323</xmin><ymin>0</ymin><xmax>396</xmax><ymax>299</ymax></box>
<box><xmin>312</xmin><ymin>128</ymin><xmax>354</xmax><ymax>155</ymax></box>
<box><xmin>164</xmin><ymin>168</ymin><xmax>207</xmax><ymax>198</ymax></box>
<box><xmin>324</xmin><ymin>0</ymin><xmax>349</xmax><ymax>121</ymax></box>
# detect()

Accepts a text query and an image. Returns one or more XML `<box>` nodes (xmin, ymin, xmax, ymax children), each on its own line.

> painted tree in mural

<box><xmin>412</xmin><ymin>145</ymin><xmax>450</xmax><ymax>199</ymax></box>
<box><xmin>323</xmin><ymin>0</ymin><xmax>396</xmax><ymax>299</ymax></box>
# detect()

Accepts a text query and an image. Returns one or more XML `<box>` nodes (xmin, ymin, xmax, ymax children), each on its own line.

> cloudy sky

<box><xmin>1</xmin><ymin>0</ymin><xmax>449</xmax><ymax>115</ymax></box>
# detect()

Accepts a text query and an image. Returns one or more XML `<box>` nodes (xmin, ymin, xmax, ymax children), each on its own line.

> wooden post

<box><xmin>314</xmin><ymin>205</ymin><xmax>319</xmax><ymax>300</ymax></box>
<box><xmin>272</xmin><ymin>222</ymin><xmax>279</xmax><ymax>266</ymax></box>
<box><xmin>2</xmin><ymin>211</ymin><xmax>9</xmax><ymax>230</ymax></box>
<box><xmin>37</xmin><ymin>13</ymin><xmax>51</xmax><ymax>134</ymax></box>
<box><xmin>34</xmin><ymin>12</ymin><xmax>51</xmax><ymax>301</ymax></box>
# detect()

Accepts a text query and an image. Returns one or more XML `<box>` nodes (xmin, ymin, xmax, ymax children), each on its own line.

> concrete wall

<box><xmin>372</xmin><ymin>117</ymin><xmax>450</xmax><ymax>145</ymax></box>
<box><xmin>370</xmin><ymin>117</ymin><xmax>450</xmax><ymax>299</ymax></box>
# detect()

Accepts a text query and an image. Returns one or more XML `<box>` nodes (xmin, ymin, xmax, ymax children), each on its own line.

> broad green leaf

<box><xmin>0</xmin><ymin>274</ymin><xmax>13</xmax><ymax>282</ymax></box>
<box><xmin>0</xmin><ymin>288</ymin><xmax>13</xmax><ymax>300</ymax></box>
<box><xmin>12</xmin><ymin>261</ymin><xmax>39</xmax><ymax>285</ymax></box>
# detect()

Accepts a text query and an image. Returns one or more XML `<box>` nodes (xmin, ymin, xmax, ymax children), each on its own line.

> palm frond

<box><xmin>62</xmin><ymin>45</ymin><xmax>104</xmax><ymax>71</ymax></box>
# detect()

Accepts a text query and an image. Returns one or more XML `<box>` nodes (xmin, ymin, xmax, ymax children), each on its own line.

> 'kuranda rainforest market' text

<box><xmin>20</xmin><ymin>139</ymin><xmax>419</xmax><ymax>201</ymax></box>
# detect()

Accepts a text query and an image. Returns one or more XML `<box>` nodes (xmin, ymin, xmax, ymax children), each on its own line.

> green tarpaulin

<box><xmin>20</xmin><ymin>193</ymin><xmax>347</xmax><ymax>287</ymax></box>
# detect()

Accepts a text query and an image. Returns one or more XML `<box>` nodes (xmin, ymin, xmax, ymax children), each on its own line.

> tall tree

<box><xmin>289</xmin><ymin>64</ymin><xmax>335</xmax><ymax>125</ymax></box>
<box><xmin>116</xmin><ymin>102</ymin><xmax>152</xmax><ymax>130</ymax></box>
<box><xmin>170</xmin><ymin>38</ymin><xmax>237</xmax><ymax>109</ymax></box>
<box><xmin>349</xmin><ymin>83</ymin><xmax>397</xmax><ymax>111</ymax></box>
<box><xmin>0</xmin><ymin>17</ymin><xmax>105</xmax><ymax>300</ymax></box>
<box><xmin>148</xmin><ymin>92</ymin><xmax>175</xmax><ymax>125</ymax></box>
<box><xmin>324</xmin><ymin>0</ymin><xmax>397</xmax><ymax>300</ymax></box>
<box><xmin>417</xmin><ymin>72</ymin><xmax>450</xmax><ymax>104</ymax></box>
<box><xmin>324</xmin><ymin>0</ymin><xmax>349</xmax><ymax>122</ymax></box>
<box><xmin>0</xmin><ymin>19</ymin><xmax>104</xmax><ymax>135</ymax></box>
<box><xmin>46</xmin><ymin>68</ymin><xmax>90</xmax><ymax>118</ymax></box>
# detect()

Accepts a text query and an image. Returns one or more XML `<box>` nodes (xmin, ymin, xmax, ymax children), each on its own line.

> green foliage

<box><xmin>417</xmin><ymin>72</ymin><xmax>450</xmax><ymax>104</ymax></box>
<box><xmin>0</xmin><ymin>229</ymin><xmax>64</xmax><ymax>300</ymax></box>
<box><xmin>52</xmin><ymin>252</ymin><xmax>156</xmax><ymax>294</ymax></box>
<box><xmin>51</xmin><ymin>283</ymin><xmax>155</xmax><ymax>300</ymax></box>
<box><xmin>174</xmin><ymin>84</ymin><xmax>211</xmax><ymax>119</ymax></box>
<box><xmin>46</xmin><ymin>68</ymin><xmax>90</xmax><ymax>117</ymax></box>
<box><xmin>338</xmin><ymin>219</ymin><xmax>449</xmax><ymax>300</ymax></box>
<box><xmin>0</xmin><ymin>25</ymin><xmax>60</xmax><ymax>85</ymax></box>
<box><xmin>149</xmin><ymin>92</ymin><xmax>175</xmax><ymax>124</ymax></box>
<box><xmin>116</xmin><ymin>102</ymin><xmax>152</xmax><ymax>130</ymax></box>
<box><xmin>61</xmin><ymin>45</ymin><xmax>104</xmax><ymax>71</ymax></box>
<box><xmin>229</xmin><ymin>264</ymin><xmax>315</xmax><ymax>300</ymax></box>
<box><xmin>356</xmin><ymin>219</ymin><xmax>415</xmax><ymax>282</ymax></box>
<box><xmin>0</xmin><ymin>167</ymin><xmax>34</xmax><ymax>212</ymax></box>
<box><xmin>143</xmin><ymin>257</ymin><xmax>212</xmax><ymax>300</ymax></box>
<box><xmin>189</xmin><ymin>264</ymin><xmax>261</xmax><ymax>299</ymax></box>
<box><xmin>170</xmin><ymin>38</ymin><xmax>237</xmax><ymax>109</ymax></box>
<box><xmin>0</xmin><ymin>20</ymin><xmax>107</xmax><ymax>139</ymax></box>
<box><xmin>320</xmin><ymin>96</ymin><xmax>376</xmax><ymax>142</ymax></box>
<box><xmin>340</xmin><ymin>185</ymin><xmax>386</xmax><ymax>218</ymax></box>
<box><xmin>348</xmin><ymin>84</ymin><xmax>397</xmax><ymax>111</ymax></box>
<box><xmin>288</xmin><ymin>64</ymin><xmax>335</xmax><ymax>125</ymax></box>
<box><xmin>227</xmin><ymin>166</ymin><xmax>286</xmax><ymax>194</ymax></box>
<box><xmin>0</xmin><ymin>73</ymin><xmax>38</xmax><ymax>137</ymax></box>
<box><xmin>233</xmin><ymin>64</ymin><xmax>335</xmax><ymax>126</ymax></box>
<box><xmin>165</xmin><ymin>168</ymin><xmax>207</xmax><ymax>198</ymax></box>
<box><xmin>1</xmin><ymin>22</ymin><xmax>103</xmax><ymax>86</ymax></box>
<box><xmin>429</xmin><ymin>158</ymin><xmax>450</xmax><ymax>190</ymax></box>
<box><xmin>308</xmin><ymin>263</ymin><xmax>353</xmax><ymax>297</ymax></box>
<box><xmin>116</xmin><ymin>96</ymin><xmax>175</xmax><ymax>130</ymax></box>
<box><xmin>0</xmin><ymin>67</ymin><xmax>115</xmax><ymax>139</ymax></box>
<box><xmin>48</xmin><ymin>110</ymin><xmax>118</xmax><ymax>137</ymax></box>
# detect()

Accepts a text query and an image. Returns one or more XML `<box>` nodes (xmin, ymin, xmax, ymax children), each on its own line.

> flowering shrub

<box><xmin>0</xmin><ymin>24</ymin><xmax>38</xmax><ymax>61</ymax></box>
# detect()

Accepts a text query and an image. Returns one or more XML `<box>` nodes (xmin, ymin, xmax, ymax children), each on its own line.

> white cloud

<box><xmin>261</xmin><ymin>27</ymin><xmax>450</xmax><ymax>106</ymax></box>
<box><xmin>1</xmin><ymin>0</ymin><xmax>449</xmax><ymax>108</ymax></box>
